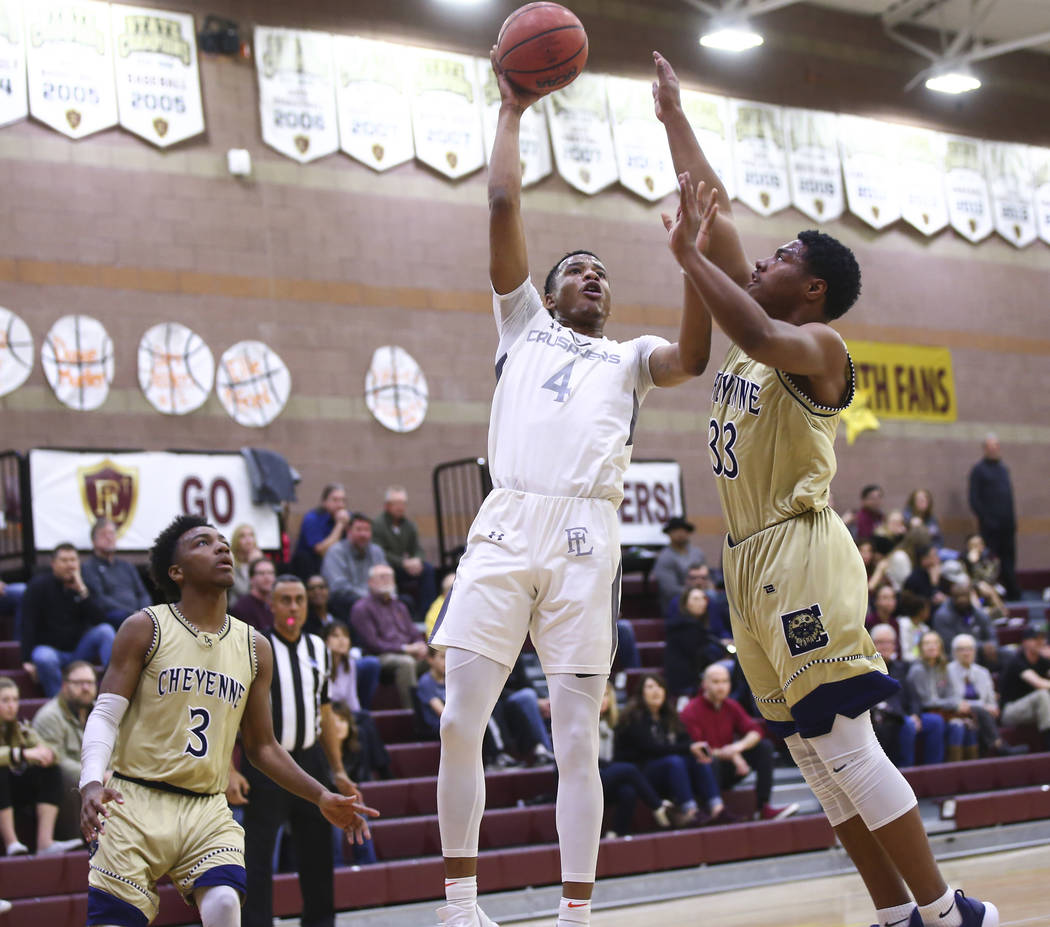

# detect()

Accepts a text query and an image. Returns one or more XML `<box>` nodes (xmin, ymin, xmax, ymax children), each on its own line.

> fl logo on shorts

<box><xmin>565</xmin><ymin>526</ymin><xmax>593</xmax><ymax>557</ymax></box>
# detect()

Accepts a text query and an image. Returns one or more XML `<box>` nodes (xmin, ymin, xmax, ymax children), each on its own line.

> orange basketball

<box><xmin>496</xmin><ymin>2</ymin><xmax>588</xmax><ymax>95</ymax></box>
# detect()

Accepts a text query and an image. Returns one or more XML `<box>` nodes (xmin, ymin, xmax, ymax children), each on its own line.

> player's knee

<box><xmin>197</xmin><ymin>884</ymin><xmax>241</xmax><ymax>927</ymax></box>
<box><xmin>785</xmin><ymin>733</ymin><xmax>856</xmax><ymax>827</ymax></box>
<box><xmin>438</xmin><ymin>707</ymin><xmax>484</xmax><ymax>754</ymax></box>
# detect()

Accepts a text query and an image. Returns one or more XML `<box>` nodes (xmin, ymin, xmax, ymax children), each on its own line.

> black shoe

<box><xmin>994</xmin><ymin>742</ymin><xmax>1029</xmax><ymax>756</ymax></box>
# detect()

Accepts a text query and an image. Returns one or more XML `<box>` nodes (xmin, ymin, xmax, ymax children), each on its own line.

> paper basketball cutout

<box><xmin>365</xmin><ymin>345</ymin><xmax>428</xmax><ymax>433</ymax></box>
<box><xmin>138</xmin><ymin>322</ymin><xmax>215</xmax><ymax>415</ymax></box>
<box><xmin>0</xmin><ymin>307</ymin><xmax>34</xmax><ymax>398</ymax></box>
<box><xmin>216</xmin><ymin>340</ymin><xmax>291</xmax><ymax>427</ymax></box>
<box><xmin>41</xmin><ymin>315</ymin><xmax>115</xmax><ymax>411</ymax></box>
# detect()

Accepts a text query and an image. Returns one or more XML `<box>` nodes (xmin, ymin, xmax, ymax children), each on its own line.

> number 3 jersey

<box><xmin>488</xmin><ymin>278</ymin><xmax>667</xmax><ymax>504</ymax></box>
<box><xmin>110</xmin><ymin>604</ymin><xmax>257</xmax><ymax>795</ymax></box>
<box><xmin>711</xmin><ymin>343</ymin><xmax>855</xmax><ymax>543</ymax></box>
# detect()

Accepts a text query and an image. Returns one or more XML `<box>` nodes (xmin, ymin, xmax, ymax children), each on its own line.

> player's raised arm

<box><xmin>239</xmin><ymin>632</ymin><xmax>379</xmax><ymax>842</ymax></box>
<box><xmin>488</xmin><ymin>48</ymin><xmax>542</xmax><ymax>297</ymax></box>
<box><xmin>653</xmin><ymin>51</ymin><xmax>751</xmax><ymax>289</ymax></box>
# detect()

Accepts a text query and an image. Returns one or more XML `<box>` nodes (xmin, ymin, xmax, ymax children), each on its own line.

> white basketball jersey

<box><xmin>487</xmin><ymin>278</ymin><xmax>666</xmax><ymax>505</ymax></box>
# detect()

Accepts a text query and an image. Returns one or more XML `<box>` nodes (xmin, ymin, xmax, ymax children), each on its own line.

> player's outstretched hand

<box><xmin>652</xmin><ymin>51</ymin><xmax>682</xmax><ymax>123</ymax></box>
<box><xmin>80</xmin><ymin>781</ymin><xmax>124</xmax><ymax>844</ymax></box>
<box><xmin>662</xmin><ymin>172</ymin><xmax>718</xmax><ymax>263</ymax></box>
<box><xmin>319</xmin><ymin>789</ymin><xmax>380</xmax><ymax>845</ymax></box>
<box><xmin>490</xmin><ymin>46</ymin><xmax>543</xmax><ymax>114</ymax></box>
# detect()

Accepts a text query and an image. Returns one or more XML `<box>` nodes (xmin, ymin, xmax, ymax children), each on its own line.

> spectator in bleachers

<box><xmin>292</xmin><ymin>483</ymin><xmax>350</xmax><ymax>580</ymax></box>
<box><xmin>869</xmin><ymin>524</ymin><xmax>928</xmax><ymax>594</ymax></box>
<box><xmin>902</xmin><ymin>543</ymin><xmax>946</xmax><ymax>607</ymax></box>
<box><xmin>417</xmin><ymin>646</ymin><xmax>447</xmax><ymax>738</ymax></box>
<box><xmin>328</xmin><ymin>698</ymin><xmax>389</xmax><ymax>784</ymax></box>
<box><xmin>80</xmin><ymin>518</ymin><xmax>150</xmax><ymax>627</ymax></box>
<box><xmin>372</xmin><ymin>486</ymin><xmax>437</xmax><ymax>623</ymax></box>
<box><xmin>932</xmin><ymin>578</ymin><xmax>997</xmax><ymax>669</ymax></box>
<box><xmin>664</xmin><ymin>587</ymin><xmax>726</xmax><ymax>699</ymax></box>
<box><xmin>968</xmin><ymin>434</ymin><xmax>1020</xmax><ymax>600</ymax></box>
<box><xmin>323</xmin><ymin>619</ymin><xmax>380</xmax><ymax>714</ymax></box>
<box><xmin>20</xmin><ymin>544</ymin><xmax>114</xmax><ymax>698</ymax></box>
<box><xmin>30</xmin><ymin>661</ymin><xmax>96</xmax><ymax>838</ymax></box>
<box><xmin>948</xmin><ymin>634</ymin><xmax>1027</xmax><ymax>757</ymax></box>
<box><xmin>962</xmin><ymin>533</ymin><xmax>1006</xmax><ymax>615</ymax></box>
<box><xmin>869</xmin><ymin>623</ymin><xmax>945</xmax><ymax>766</ymax></box>
<box><xmin>865</xmin><ymin>583</ymin><xmax>899</xmax><ymax>637</ymax></box>
<box><xmin>999</xmin><ymin>623</ymin><xmax>1050</xmax><ymax>752</ymax></box>
<box><xmin>322</xmin><ymin>513</ymin><xmax>387</xmax><ymax>621</ymax></box>
<box><xmin>855</xmin><ymin>536</ymin><xmax>880</xmax><ymax>586</ymax></box>
<box><xmin>0</xmin><ymin>676</ymin><xmax>82</xmax><ymax>855</ymax></box>
<box><xmin>651</xmin><ymin>517</ymin><xmax>705</xmax><ymax>615</ymax></box>
<box><xmin>614</xmin><ymin>673</ymin><xmax>725</xmax><ymax>826</ymax></box>
<box><xmin>229</xmin><ymin>523</ymin><xmax>263</xmax><ymax>602</ymax></box>
<box><xmin>904</xmin><ymin>488</ymin><xmax>942</xmax><ymax>548</ymax></box>
<box><xmin>852</xmin><ymin>484</ymin><xmax>884</xmax><ymax>540</ymax></box>
<box><xmin>680</xmin><ymin>664</ymin><xmax>797</xmax><ymax>821</ymax></box>
<box><xmin>350</xmin><ymin>564</ymin><xmax>426</xmax><ymax>709</ymax></box>
<box><xmin>896</xmin><ymin>591</ymin><xmax>933</xmax><ymax>662</ymax></box>
<box><xmin>872</xmin><ymin>508</ymin><xmax>906</xmax><ymax>556</ymax></box>
<box><xmin>501</xmin><ymin>656</ymin><xmax>556</xmax><ymax>765</ymax></box>
<box><xmin>327</xmin><ymin>701</ymin><xmax>379</xmax><ymax>866</ymax></box>
<box><xmin>666</xmin><ymin>564</ymin><xmax>731</xmax><ymax>641</ymax></box>
<box><xmin>905</xmin><ymin>631</ymin><xmax>978</xmax><ymax>762</ymax></box>
<box><xmin>424</xmin><ymin>572</ymin><xmax>455</xmax><ymax>639</ymax></box>
<box><xmin>598</xmin><ymin>681</ymin><xmax>671</xmax><ymax>837</ymax></box>
<box><xmin>229</xmin><ymin>557</ymin><xmax>276</xmax><ymax>632</ymax></box>
<box><xmin>304</xmin><ymin>573</ymin><xmax>333</xmax><ymax>637</ymax></box>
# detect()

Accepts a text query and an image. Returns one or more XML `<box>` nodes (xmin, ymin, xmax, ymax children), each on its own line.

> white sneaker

<box><xmin>5</xmin><ymin>841</ymin><xmax>28</xmax><ymax>857</ymax></box>
<box><xmin>40</xmin><ymin>837</ymin><xmax>83</xmax><ymax>854</ymax></box>
<box><xmin>436</xmin><ymin>903</ymin><xmax>500</xmax><ymax>926</ymax></box>
<box><xmin>532</xmin><ymin>744</ymin><xmax>556</xmax><ymax>766</ymax></box>
<box><xmin>652</xmin><ymin>799</ymin><xmax>673</xmax><ymax>829</ymax></box>
<box><xmin>0</xmin><ymin>898</ymin><xmax>12</xmax><ymax>913</ymax></box>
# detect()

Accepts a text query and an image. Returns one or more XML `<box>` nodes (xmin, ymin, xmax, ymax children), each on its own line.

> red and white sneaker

<box><xmin>760</xmin><ymin>802</ymin><xmax>799</xmax><ymax>821</ymax></box>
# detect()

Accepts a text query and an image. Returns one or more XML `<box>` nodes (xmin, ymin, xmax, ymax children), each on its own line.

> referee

<box><xmin>240</xmin><ymin>574</ymin><xmax>361</xmax><ymax>927</ymax></box>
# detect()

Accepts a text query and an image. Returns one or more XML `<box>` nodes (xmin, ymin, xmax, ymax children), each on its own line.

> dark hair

<box><xmin>273</xmin><ymin>572</ymin><xmax>303</xmax><ymax>588</ymax></box>
<box><xmin>321</xmin><ymin>483</ymin><xmax>345</xmax><ymax>502</ymax></box>
<box><xmin>90</xmin><ymin>519</ymin><xmax>115</xmax><ymax>541</ymax></box>
<box><xmin>797</xmin><ymin>230</ymin><xmax>861</xmax><ymax>321</ymax></box>
<box><xmin>323</xmin><ymin>620</ymin><xmax>352</xmax><ymax>672</ymax></box>
<box><xmin>543</xmin><ymin>249</ymin><xmax>602</xmax><ymax>297</ymax></box>
<box><xmin>329</xmin><ymin>700</ymin><xmax>360</xmax><ymax>755</ymax></box>
<box><xmin>906</xmin><ymin>488</ymin><xmax>934</xmax><ymax>518</ymax></box>
<box><xmin>349</xmin><ymin>512</ymin><xmax>372</xmax><ymax>528</ymax></box>
<box><xmin>149</xmin><ymin>515</ymin><xmax>210</xmax><ymax>602</ymax></box>
<box><xmin>897</xmin><ymin>590</ymin><xmax>928</xmax><ymax>620</ymax></box>
<box><xmin>52</xmin><ymin>542</ymin><xmax>78</xmax><ymax>557</ymax></box>
<box><xmin>62</xmin><ymin>660</ymin><xmax>95</xmax><ymax>681</ymax></box>
<box><xmin>248</xmin><ymin>557</ymin><xmax>274</xmax><ymax>578</ymax></box>
<box><xmin>860</xmin><ymin>484</ymin><xmax>881</xmax><ymax>499</ymax></box>
<box><xmin>619</xmin><ymin>672</ymin><xmax>684</xmax><ymax>735</ymax></box>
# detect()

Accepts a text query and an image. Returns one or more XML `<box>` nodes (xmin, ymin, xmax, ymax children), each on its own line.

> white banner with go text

<box><xmin>28</xmin><ymin>449</ymin><xmax>281</xmax><ymax>552</ymax></box>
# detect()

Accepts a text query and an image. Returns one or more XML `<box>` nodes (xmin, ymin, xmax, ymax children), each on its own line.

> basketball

<box><xmin>496</xmin><ymin>2</ymin><xmax>588</xmax><ymax>95</ymax></box>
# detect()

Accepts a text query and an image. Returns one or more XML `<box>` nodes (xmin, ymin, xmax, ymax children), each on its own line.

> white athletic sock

<box><xmin>918</xmin><ymin>888</ymin><xmax>962</xmax><ymax>927</ymax></box>
<box><xmin>558</xmin><ymin>896</ymin><xmax>591</xmax><ymax>925</ymax></box>
<box><xmin>444</xmin><ymin>875</ymin><xmax>477</xmax><ymax>914</ymax></box>
<box><xmin>876</xmin><ymin>900</ymin><xmax>918</xmax><ymax>927</ymax></box>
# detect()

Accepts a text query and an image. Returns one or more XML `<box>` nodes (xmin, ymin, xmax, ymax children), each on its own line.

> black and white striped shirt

<box><xmin>265</xmin><ymin>629</ymin><xmax>330</xmax><ymax>753</ymax></box>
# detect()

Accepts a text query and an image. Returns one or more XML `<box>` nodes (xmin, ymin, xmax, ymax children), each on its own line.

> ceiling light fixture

<box><xmin>700</xmin><ymin>19</ymin><xmax>764</xmax><ymax>51</ymax></box>
<box><xmin>924</xmin><ymin>63</ymin><xmax>981</xmax><ymax>95</ymax></box>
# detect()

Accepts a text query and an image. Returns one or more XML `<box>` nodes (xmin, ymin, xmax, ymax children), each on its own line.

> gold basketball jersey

<box><xmin>111</xmin><ymin>604</ymin><xmax>257</xmax><ymax>794</ymax></box>
<box><xmin>710</xmin><ymin>343</ymin><xmax>854</xmax><ymax>543</ymax></box>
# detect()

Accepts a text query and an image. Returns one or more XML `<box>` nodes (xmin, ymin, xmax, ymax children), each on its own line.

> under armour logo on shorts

<box><xmin>488</xmin><ymin>530</ymin><xmax>505</xmax><ymax>541</ymax></box>
<box><xmin>780</xmin><ymin>603</ymin><xmax>830</xmax><ymax>657</ymax></box>
<box><xmin>565</xmin><ymin>526</ymin><xmax>593</xmax><ymax>557</ymax></box>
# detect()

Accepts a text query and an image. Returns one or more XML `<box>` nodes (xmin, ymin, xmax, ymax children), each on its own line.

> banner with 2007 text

<box><xmin>847</xmin><ymin>341</ymin><xmax>956</xmax><ymax>423</ymax></box>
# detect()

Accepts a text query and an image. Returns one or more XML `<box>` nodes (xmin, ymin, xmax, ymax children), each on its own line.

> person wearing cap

<box><xmin>651</xmin><ymin>516</ymin><xmax>706</xmax><ymax>615</ymax></box>
<box><xmin>999</xmin><ymin>622</ymin><xmax>1050</xmax><ymax>752</ymax></box>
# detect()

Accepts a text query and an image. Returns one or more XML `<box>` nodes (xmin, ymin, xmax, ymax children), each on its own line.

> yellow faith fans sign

<box><xmin>848</xmin><ymin>341</ymin><xmax>957</xmax><ymax>423</ymax></box>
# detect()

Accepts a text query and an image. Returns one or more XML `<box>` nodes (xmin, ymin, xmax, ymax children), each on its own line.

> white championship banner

<box><xmin>1033</xmin><ymin>147</ymin><xmax>1050</xmax><ymax>247</ymax></box>
<box><xmin>606</xmin><ymin>75</ymin><xmax>676</xmax><ymax>202</ymax></box>
<box><xmin>28</xmin><ymin>449</ymin><xmax>281</xmax><ymax>551</ymax></box>
<box><xmin>897</xmin><ymin>126</ymin><xmax>949</xmax><ymax>237</ymax></box>
<box><xmin>680</xmin><ymin>89</ymin><xmax>734</xmax><ymax>201</ymax></box>
<box><xmin>785</xmin><ymin>108</ymin><xmax>843</xmax><ymax>223</ymax></box>
<box><xmin>730</xmin><ymin>99</ymin><xmax>789</xmax><ymax>217</ymax></box>
<box><xmin>945</xmin><ymin>135</ymin><xmax>992</xmax><ymax>243</ymax></box>
<box><xmin>26</xmin><ymin>0</ymin><xmax>119</xmax><ymax>139</ymax></box>
<box><xmin>410</xmin><ymin>48</ymin><xmax>484</xmax><ymax>180</ymax></box>
<box><xmin>986</xmin><ymin>142</ymin><xmax>1036</xmax><ymax>249</ymax></box>
<box><xmin>839</xmin><ymin>115</ymin><xmax>900</xmax><ymax>230</ymax></box>
<box><xmin>618</xmin><ymin>460</ymin><xmax>685</xmax><ymax>547</ymax></box>
<box><xmin>0</xmin><ymin>0</ymin><xmax>27</xmax><ymax>128</ymax></box>
<box><xmin>255</xmin><ymin>26</ymin><xmax>339</xmax><ymax>164</ymax></box>
<box><xmin>336</xmin><ymin>36</ymin><xmax>414</xmax><ymax>173</ymax></box>
<box><xmin>111</xmin><ymin>3</ymin><xmax>204</xmax><ymax>147</ymax></box>
<box><xmin>547</xmin><ymin>73</ymin><xmax>618</xmax><ymax>195</ymax></box>
<box><xmin>478</xmin><ymin>57</ymin><xmax>551</xmax><ymax>188</ymax></box>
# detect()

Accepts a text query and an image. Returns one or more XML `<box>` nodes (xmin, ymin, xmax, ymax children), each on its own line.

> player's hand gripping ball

<box><xmin>496</xmin><ymin>2</ymin><xmax>588</xmax><ymax>95</ymax></box>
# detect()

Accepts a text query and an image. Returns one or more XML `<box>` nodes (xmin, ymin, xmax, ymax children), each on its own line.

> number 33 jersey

<box><xmin>111</xmin><ymin>604</ymin><xmax>258</xmax><ymax>794</ymax></box>
<box><xmin>710</xmin><ymin>343</ymin><xmax>855</xmax><ymax>543</ymax></box>
<box><xmin>488</xmin><ymin>278</ymin><xmax>667</xmax><ymax>504</ymax></box>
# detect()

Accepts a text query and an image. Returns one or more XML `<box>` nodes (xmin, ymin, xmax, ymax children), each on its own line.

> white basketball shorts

<box><xmin>430</xmin><ymin>488</ymin><xmax>622</xmax><ymax>675</ymax></box>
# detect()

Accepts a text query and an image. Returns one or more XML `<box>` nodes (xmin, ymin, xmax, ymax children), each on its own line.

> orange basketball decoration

<box><xmin>496</xmin><ymin>3</ymin><xmax>588</xmax><ymax>95</ymax></box>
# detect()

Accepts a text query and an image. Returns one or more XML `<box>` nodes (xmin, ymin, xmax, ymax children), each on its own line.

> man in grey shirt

<box><xmin>81</xmin><ymin>519</ymin><xmax>150</xmax><ymax>627</ymax></box>
<box><xmin>651</xmin><ymin>516</ymin><xmax>705</xmax><ymax>616</ymax></box>
<box><xmin>322</xmin><ymin>513</ymin><xmax>388</xmax><ymax>620</ymax></box>
<box><xmin>932</xmin><ymin>578</ymin><xmax>997</xmax><ymax>667</ymax></box>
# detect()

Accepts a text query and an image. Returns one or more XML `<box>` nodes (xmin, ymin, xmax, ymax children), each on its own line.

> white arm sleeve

<box><xmin>79</xmin><ymin>692</ymin><xmax>129</xmax><ymax>788</ymax></box>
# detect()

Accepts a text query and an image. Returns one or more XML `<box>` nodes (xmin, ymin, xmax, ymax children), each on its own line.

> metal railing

<box><xmin>0</xmin><ymin>451</ymin><xmax>32</xmax><ymax>577</ymax></box>
<box><xmin>432</xmin><ymin>457</ymin><xmax>492</xmax><ymax>572</ymax></box>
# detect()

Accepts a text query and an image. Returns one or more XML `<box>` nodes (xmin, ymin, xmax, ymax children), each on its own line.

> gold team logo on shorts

<box><xmin>780</xmin><ymin>603</ymin><xmax>830</xmax><ymax>657</ymax></box>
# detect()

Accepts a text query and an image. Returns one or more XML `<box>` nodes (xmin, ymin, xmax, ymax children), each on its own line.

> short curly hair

<box><xmin>543</xmin><ymin>249</ymin><xmax>603</xmax><ymax>298</ymax></box>
<box><xmin>149</xmin><ymin>514</ymin><xmax>211</xmax><ymax>602</ymax></box>
<box><xmin>797</xmin><ymin>230</ymin><xmax>861</xmax><ymax>320</ymax></box>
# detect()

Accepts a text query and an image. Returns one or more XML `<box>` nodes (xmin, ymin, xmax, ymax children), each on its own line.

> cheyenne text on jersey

<box><xmin>711</xmin><ymin>369</ymin><xmax>762</xmax><ymax>417</ymax></box>
<box><xmin>156</xmin><ymin>666</ymin><xmax>247</xmax><ymax>708</ymax></box>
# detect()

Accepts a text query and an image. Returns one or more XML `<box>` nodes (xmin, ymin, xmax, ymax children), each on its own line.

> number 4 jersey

<box><xmin>710</xmin><ymin>343</ymin><xmax>855</xmax><ymax>543</ymax></box>
<box><xmin>488</xmin><ymin>278</ymin><xmax>667</xmax><ymax>504</ymax></box>
<box><xmin>110</xmin><ymin>604</ymin><xmax>258</xmax><ymax>794</ymax></box>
